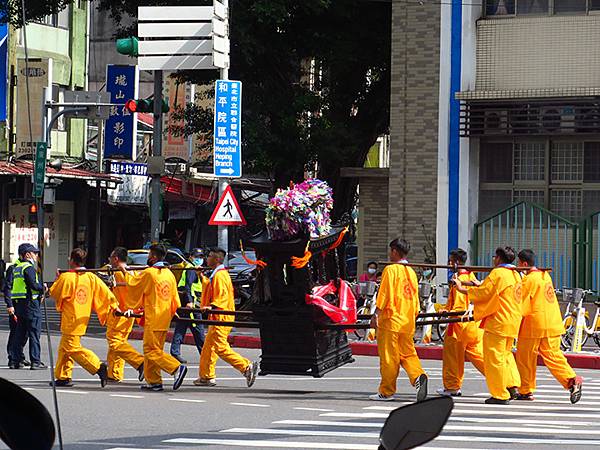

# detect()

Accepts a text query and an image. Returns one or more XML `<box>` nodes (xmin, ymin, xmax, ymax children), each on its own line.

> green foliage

<box><xmin>0</xmin><ymin>0</ymin><xmax>71</xmax><ymax>27</ymax></box>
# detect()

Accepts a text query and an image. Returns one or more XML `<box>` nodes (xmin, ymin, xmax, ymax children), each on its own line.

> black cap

<box><xmin>191</xmin><ymin>248</ymin><xmax>204</xmax><ymax>258</ymax></box>
<box><xmin>18</xmin><ymin>243</ymin><xmax>39</xmax><ymax>255</ymax></box>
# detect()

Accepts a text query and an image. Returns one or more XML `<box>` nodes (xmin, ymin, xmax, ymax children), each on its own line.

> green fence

<box><xmin>473</xmin><ymin>202</ymin><xmax>578</xmax><ymax>289</ymax></box>
<box><xmin>580</xmin><ymin>211</ymin><xmax>600</xmax><ymax>292</ymax></box>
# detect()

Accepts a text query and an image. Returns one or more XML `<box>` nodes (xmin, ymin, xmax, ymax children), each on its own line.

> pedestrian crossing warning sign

<box><xmin>208</xmin><ymin>185</ymin><xmax>247</xmax><ymax>226</ymax></box>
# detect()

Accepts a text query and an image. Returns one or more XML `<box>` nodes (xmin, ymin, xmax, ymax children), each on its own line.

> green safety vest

<box><xmin>178</xmin><ymin>266</ymin><xmax>202</xmax><ymax>306</ymax></box>
<box><xmin>11</xmin><ymin>259</ymin><xmax>40</xmax><ymax>300</ymax></box>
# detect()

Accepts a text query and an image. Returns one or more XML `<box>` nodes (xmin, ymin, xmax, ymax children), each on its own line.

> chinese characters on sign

<box><xmin>105</xmin><ymin>65</ymin><xmax>138</xmax><ymax>159</ymax></box>
<box><xmin>107</xmin><ymin>161</ymin><xmax>149</xmax><ymax>205</ymax></box>
<box><xmin>213</xmin><ymin>80</ymin><xmax>242</xmax><ymax>178</ymax></box>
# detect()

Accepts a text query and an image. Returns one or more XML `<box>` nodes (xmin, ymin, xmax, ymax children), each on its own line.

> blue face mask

<box><xmin>193</xmin><ymin>257</ymin><xmax>204</xmax><ymax>267</ymax></box>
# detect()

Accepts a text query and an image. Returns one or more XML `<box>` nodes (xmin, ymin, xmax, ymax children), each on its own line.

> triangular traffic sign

<box><xmin>208</xmin><ymin>185</ymin><xmax>247</xmax><ymax>226</ymax></box>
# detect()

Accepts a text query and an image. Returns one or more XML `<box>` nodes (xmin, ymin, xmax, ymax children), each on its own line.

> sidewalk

<box><xmin>129</xmin><ymin>329</ymin><xmax>600</xmax><ymax>370</ymax></box>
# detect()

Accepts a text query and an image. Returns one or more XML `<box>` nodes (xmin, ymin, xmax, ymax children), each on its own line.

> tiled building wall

<box><xmin>388</xmin><ymin>3</ymin><xmax>441</xmax><ymax>262</ymax></box>
<box><xmin>358</xmin><ymin>176</ymin><xmax>390</xmax><ymax>272</ymax></box>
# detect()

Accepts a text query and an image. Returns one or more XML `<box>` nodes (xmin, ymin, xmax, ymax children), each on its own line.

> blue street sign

<box><xmin>0</xmin><ymin>23</ymin><xmax>8</xmax><ymax>121</ymax></box>
<box><xmin>105</xmin><ymin>65</ymin><xmax>138</xmax><ymax>159</ymax></box>
<box><xmin>213</xmin><ymin>79</ymin><xmax>242</xmax><ymax>178</ymax></box>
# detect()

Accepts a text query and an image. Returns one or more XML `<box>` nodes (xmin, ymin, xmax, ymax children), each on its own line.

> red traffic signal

<box><xmin>124</xmin><ymin>98</ymin><xmax>169</xmax><ymax>114</ymax></box>
<box><xmin>28</xmin><ymin>204</ymin><xmax>38</xmax><ymax>224</ymax></box>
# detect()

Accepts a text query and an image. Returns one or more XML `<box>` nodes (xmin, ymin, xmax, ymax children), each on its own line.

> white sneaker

<box><xmin>436</xmin><ymin>388</ymin><xmax>462</xmax><ymax>397</ymax></box>
<box><xmin>369</xmin><ymin>393</ymin><xmax>395</xmax><ymax>401</ymax></box>
<box><xmin>415</xmin><ymin>374</ymin><xmax>428</xmax><ymax>402</ymax></box>
<box><xmin>193</xmin><ymin>377</ymin><xmax>216</xmax><ymax>387</ymax></box>
<box><xmin>244</xmin><ymin>361</ymin><xmax>259</xmax><ymax>388</ymax></box>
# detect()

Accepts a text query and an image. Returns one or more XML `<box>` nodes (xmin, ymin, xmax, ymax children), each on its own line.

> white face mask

<box><xmin>367</xmin><ymin>268</ymin><xmax>377</xmax><ymax>275</ymax></box>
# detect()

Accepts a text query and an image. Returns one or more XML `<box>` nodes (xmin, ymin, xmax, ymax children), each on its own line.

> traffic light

<box><xmin>116</xmin><ymin>37</ymin><xmax>139</xmax><ymax>57</ymax></box>
<box><xmin>125</xmin><ymin>98</ymin><xmax>169</xmax><ymax>114</ymax></box>
<box><xmin>28</xmin><ymin>204</ymin><xmax>38</xmax><ymax>225</ymax></box>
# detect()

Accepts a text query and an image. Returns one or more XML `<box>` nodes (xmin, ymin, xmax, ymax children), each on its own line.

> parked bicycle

<box><xmin>353</xmin><ymin>281</ymin><xmax>378</xmax><ymax>341</ymax></box>
<box><xmin>559</xmin><ymin>287</ymin><xmax>599</xmax><ymax>350</ymax></box>
<box><xmin>415</xmin><ymin>280</ymin><xmax>450</xmax><ymax>343</ymax></box>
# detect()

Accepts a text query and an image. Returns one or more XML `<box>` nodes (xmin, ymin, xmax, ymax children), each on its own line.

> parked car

<box><xmin>228</xmin><ymin>251</ymin><xmax>257</xmax><ymax>310</ymax></box>
<box><xmin>127</xmin><ymin>248</ymin><xmax>191</xmax><ymax>282</ymax></box>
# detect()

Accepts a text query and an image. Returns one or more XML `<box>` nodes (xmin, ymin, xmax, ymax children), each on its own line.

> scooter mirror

<box><xmin>0</xmin><ymin>377</ymin><xmax>55</xmax><ymax>450</ymax></box>
<box><xmin>378</xmin><ymin>397</ymin><xmax>453</xmax><ymax>450</ymax></box>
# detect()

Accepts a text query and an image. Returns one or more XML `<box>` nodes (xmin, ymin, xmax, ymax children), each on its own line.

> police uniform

<box><xmin>170</xmin><ymin>266</ymin><xmax>205</xmax><ymax>361</ymax></box>
<box><xmin>9</xmin><ymin>248</ymin><xmax>45</xmax><ymax>369</ymax></box>
<box><xmin>4</xmin><ymin>261</ymin><xmax>28</xmax><ymax>368</ymax></box>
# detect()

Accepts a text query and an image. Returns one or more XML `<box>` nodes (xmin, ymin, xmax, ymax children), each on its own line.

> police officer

<box><xmin>8</xmin><ymin>243</ymin><xmax>46</xmax><ymax>370</ymax></box>
<box><xmin>4</xmin><ymin>258</ymin><xmax>29</xmax><ymax>368</ymax></box>
<box><xmin>170</xmin><ymin>248</ymin><xmax>205</xmax><ymax>363</ymax></box>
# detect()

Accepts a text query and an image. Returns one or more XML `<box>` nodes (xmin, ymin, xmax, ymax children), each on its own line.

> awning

<box><xmin>161</xmin><ymin>176</ymin><xmax>216</xmax><ymax>204</ymax></box>
<box><xmin>0</xmin><ymin>161</ymin><xmax>121</xmax><ymax>184</ymax></box>
<box><xmin>456</xmin><ymin>87</ymin><xmax>600</xmax><ymax>101</ymax></box>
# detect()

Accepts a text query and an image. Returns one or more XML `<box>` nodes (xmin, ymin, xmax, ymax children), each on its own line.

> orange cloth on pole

<box><xmin>50</xmin><ymin>272</ymin><xmax>118</xmax><ymax>336</ymax></box>
<box><xmin>519</xmin><ymin>270</ymin><xmax>565</xmax><ymax>338</ymax></box>
<box><xmin>469</xmin><ymin>267</ymin><xmax>523</xmax><ymax>338</ymax></box>
<box><xmin>375</xmin><ymin>264</ymin><xmax>419</xmax><ymax>334</ymax></box>
<box><xmin>127</xmin><ymin>267</ymin><xmax>180</xmax><ymax>331</ymax></box>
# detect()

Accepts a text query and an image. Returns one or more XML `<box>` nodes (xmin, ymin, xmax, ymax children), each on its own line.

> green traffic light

<box><xmin>116</xmin><ymin>37</ymin><xmax>139</xmax><ymax>57</ymax></box>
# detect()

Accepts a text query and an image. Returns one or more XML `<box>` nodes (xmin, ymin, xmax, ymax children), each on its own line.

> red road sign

<box><xmin>208</xmin><ymin>185</ymin><xmax>246</xmax><ymax>226</ymax></box>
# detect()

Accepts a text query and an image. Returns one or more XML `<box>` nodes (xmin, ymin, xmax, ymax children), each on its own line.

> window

<box><xmin>34</xmin><ymin>6</ymin><xmax>69</xmax><ymax>28</ymax></box>
<box><xmin>551</xmin><ymin>190</ymin><xmax>582</xmax><ymax>221</ymax></box>
<box><xmin>517</xmin><ymin>0</ymin><xmax>549</xmax><ymax>14</ymax></box>
<box><xmin>514</xmin><ymin>190</ymin><xmax>545</xmax><ymax>206</ymax></box>
<box><xmin>486</xmin><ymin>0</ymin><xmax>516</xmax><ymax>15</ymax></box>
<box><xmin>551</xmin><ymin>142</ymin><xmax>583</xmax><ymax>182</ymax></box>
<box><xmin>480</xmin><ymin>143</ymin><xmax>512</xmax><ymax>182</ymax></box>
<box><xmin>592</xmin><ymin>0</ymin><xmax>600</xmax><ymax>10</ymax></box>
<box><xmin>514</xmin><ymin>142</ymin><xmax>545</xmax><ymax>181</ymax></box>
<box><xmin>584</xmin><ymin>142</ymin><xmax>600</xmax><ymax>182</ymax></box>
<box><xmin>479</xmin><ymin>190</ymin><xmax>512</xmax><ymax>219</ymax></box>
<box><xmin>554</xmin><ymin>0</ymin><xmax>587</xmax><ymax>13</ymax></box>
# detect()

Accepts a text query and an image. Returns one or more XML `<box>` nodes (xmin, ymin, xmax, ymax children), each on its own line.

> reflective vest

<box><xmin>178</xmin><ymin>267</ymin><xmax>202</xmax><ymax>305</ymax></box>
<box><xmin>11</xmin><ymin>259</ymin><xmax>39</xmax><ymax>300</ymax></box>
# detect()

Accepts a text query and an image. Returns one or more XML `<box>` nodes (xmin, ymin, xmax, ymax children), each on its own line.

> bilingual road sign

<box><xmin>208</xmin><ymin>185</ymin><xmax>246</xmax><ymax>226</ymax></box>
<box><xmin>105</xmin><ymin>65</ymin><xmax>139</xmax><ymax>159</ymax></box>
<box><xmin>0</xmin><ymin>23</ymin><xmax>7</xmax><ymax>121</ymax></box>
<box><xmin>33</xmin><ymin>142</ymin><xmax>47</xmax><ymax>198</ymax></box>
<box><xmin>213</xmin><ymin>79</ymin><xmax>242</xmax><ymax>178</ymax></box>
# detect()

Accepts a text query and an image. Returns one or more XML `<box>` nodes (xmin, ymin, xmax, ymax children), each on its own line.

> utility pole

<box><xmin>94</xmin><ymin>120</ymin><xmax>104</xmax><ymax>267</ymax></box>
<box><xmin>150</xmin><ymin>70</ymin><xmax>163</xmax><ymax>244</ymax></box>
<box><xmin>217</xmin><ymin>0</ymin><xmax>230</xmax><ymax>258</ymax></box>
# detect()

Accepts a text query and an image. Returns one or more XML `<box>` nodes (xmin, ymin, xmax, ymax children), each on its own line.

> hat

<box><xmin>190</xmin><ymin>248</ymin><xmax>204</xmax><ymax>258</ymax></box>
<box><xmin>18</xmin><ymin>243</ymin><xmax>39</xmax><ymax>255</ymax></box>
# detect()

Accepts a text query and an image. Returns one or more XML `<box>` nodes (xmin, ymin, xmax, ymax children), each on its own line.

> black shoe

<box><xmin>30</xmin><ymin>362</ymin><xmax>47</xmax><ymax>370</ymax></box>
<box><xmin>516</xmin><ymin>393</ymin><xmax>534</xmax><ymax>401</ymax></box>
<box><xmin>173</xmin><ymin>364</ymin><xmax>188</xmax><ymax>391</ymax></box>
<box><xmin>20</xmin><ymin>359</ymin><xmax>31</xmax><ymax>367</ymax></box>
<box><xmin>140</xmin><ymin>383</ymin><xmax>164</xmax><ymax>392</ymax></box>
<box><xmin>507</xmin><ymin>386</ymin><xmax>519</xmax><ymax>401</ymax></box>
<box><xmin>97</xmin><ymin>362</ymin><xmax>108</xmax><ymax>388</ymax></box>
<box><xmin>485</xmin><ymin>397</ymin><xmax>510</xmax><ymax>405</ymax></box>
<box><xmin>415</xmin><ymin>374</ymin><xmax>428</xmax><ymax>402</ymax></box>
<box><xmin>50</xmin><ymin>379</ymin><xmax>73</xmax><ymax>387</ymax></box>
<box><xmin>137</xmin><ymin>363</ymin><xmax>145</xmax><ymax>382</ymax></box>
<box><xmin>8</xmin><ymin>362</ymin><xmax>21</xmax><ymax>369</ymax></box>
<box><xmin>171</xmin><ymin>354</ymin><xmax>187</xmax><ymax>364</ymax></box>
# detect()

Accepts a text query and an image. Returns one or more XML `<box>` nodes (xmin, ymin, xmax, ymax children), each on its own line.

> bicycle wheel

<box><xmin>354</xmin><ymin>307</ymin><xmax>369</xmax><ymax>340</ymax></box>
<box><xmin>561</xmin><ymin>315</ymin><xmax>590</xmax><ymax>350</ymax></box>
<box><xmin>436</xmin><ymin>322</ymin><xmax>448</xmax><ymax>343</ymax></box>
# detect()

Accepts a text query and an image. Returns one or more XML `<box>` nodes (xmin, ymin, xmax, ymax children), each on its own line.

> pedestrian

<box><xmin>359</xmin><ymin>261</ymin><xmax>378</xmax><ymax>282</ymax></box>
<box><xmin>7</xmin><ymin>243</ymin><xmax>45</xmax><ymax>370</ymax></box>
<box><xmin>127</xmin><ymin>244</ymin><xmax>187</xmax><ymax>392</ymax></box>
<box><xmin>4</xmin><ymin>258</ymin><xmax>29</xmax><ymax>369</ymax></box>
<box><xmin>437</xmin><ymin>248</ymin><xmax>485</xmax><ymax>397</ymax></box>
<box><xmin>193</xmin><ymin>247</ymin><xmax>258</xmax><ymax>388</ymax></box>
<box><xmin>454</xmin><ymin>246</ymin><xmax>522</xmax><ymax>405</ymax></box>
<box><xmin>368</xmin><ymin>238</ymin><xmax>428</xmax><ymax>402</ymax></box>
<box><xmin>170</xmin><ymin>248</ymin><xmax>206</xmax><ymax>363</ymax></box>
<box><xmin>49</xmin><ymin>248</ymin><xmax>116</xmax><ymax>387</ymax></box>
<box><xmin>105</xmin><ymin>247</ymin><xmax>145</xmax><ymax>383</ymax></box>
<box><xmin>515</xmin><ymin>249</ymin><xmax>583</xmax><ymax>403</ymax></box>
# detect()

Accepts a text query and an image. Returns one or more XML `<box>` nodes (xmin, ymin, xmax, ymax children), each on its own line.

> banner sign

<box><xmin>107</xmin><ymin>161</ymin><xmax>148</xmax><ymax>205</ymax></box>
<box><xmin>0</xmin><ymin>23</ymin><xmax>7</xmax><ymax>121</ymax></box>
<box><xmin>105</xmin><ymin>65</ymin><xmax>138</xmax><ymax>159</ymax></box>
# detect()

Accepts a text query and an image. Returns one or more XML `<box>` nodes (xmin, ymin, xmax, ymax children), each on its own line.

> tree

<box><xmin>97</xmin><ymin>0</ymin><xmax>391</xmax><ymax>218</ymax></box>
<box><xmin>1</xmin><ymin>0</ymin><xmax>71</xmax><ymax>26</ymax></box>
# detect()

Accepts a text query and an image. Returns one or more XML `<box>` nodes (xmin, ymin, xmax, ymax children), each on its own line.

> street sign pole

<box><xmin>217</xmin><ymin>0</ymin><xmax>229</xmax><ymax>258</ymax></box>
<box><xmin>150</xmin><ymin>70</ymin><xmax>163</xmax><ymax>244</ymax></box>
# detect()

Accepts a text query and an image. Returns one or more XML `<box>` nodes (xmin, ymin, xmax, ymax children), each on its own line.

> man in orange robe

<box><xmin>128</xmin><ymin>244</ymin><xmax>187</xmax><ymax>392</ymax></box>
<box><xmin>369</xmin><ymin>238</ymin><xmax>427</xmax><ymax>402</ymax></box>
<box><xmin>50</xmin><ymin>248</ymin><xmax>117</xmax><ymax>387</ymax></box>
<box><xmin>515</xmin><ymin>249</ymin><xmax>582</xmax><ymax>403</ymax></box>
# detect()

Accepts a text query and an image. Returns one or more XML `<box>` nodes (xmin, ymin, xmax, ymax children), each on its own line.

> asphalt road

<box><xmin>1</xmin><ymin>330</ymin><xmax>600</xmax><ymax>450</ymax></box>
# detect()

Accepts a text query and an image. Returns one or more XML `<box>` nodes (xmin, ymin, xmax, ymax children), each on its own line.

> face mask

<box><xmin>368</xmin><ymin>268</ymin><xmax>377</xmax><ymax>275</ymax></box>
<box><xmin>193</xmin><ymin>258</ymin><xmax>204</xmax><ymax>266</ymax></box>
<box><xmin>422</xmin><ymin>269</ymin><xmax>432</xmax><ymax>278</ymax></box>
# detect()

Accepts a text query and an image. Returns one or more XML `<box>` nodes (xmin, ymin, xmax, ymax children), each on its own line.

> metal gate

<box><xmin>580</xmin><ymin>211</ymin><xmax>600</xmax><ymax>292</ymax></box>
<box><xmin>473</xmin><ymin>202</ymin><xmax>577</xmax><ymax>289</ymax></box>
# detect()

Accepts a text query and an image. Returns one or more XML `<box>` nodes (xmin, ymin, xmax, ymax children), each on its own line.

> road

<box><xmin>1</xmin><ymin>330</ymin><xmax>599</xmax><ymax>449</ymax></box>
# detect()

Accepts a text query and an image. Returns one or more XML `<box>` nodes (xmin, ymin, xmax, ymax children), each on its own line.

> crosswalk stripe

<box><xmin>365</xmin><ymin>400</ymin><xmax>600</xmax><ymax>411</ymax></box>
<box><xmin>319</xmin><ymin>412</ymin><xmax>596</xmax><ymax>426</ymax></box>
<box><xmin>163</xmin><ymin>437</ymin><xmax>379</xmax><ymax>449</ymax></box>
<box><xmin>221</xmin><ymin>428</ymin><xmax>600</xmax><ymax>447</ymax></box>
<box><xmin>474</xmin><ymin>392</ymin><xmax>590</xmax><ymax>401</ymax></box>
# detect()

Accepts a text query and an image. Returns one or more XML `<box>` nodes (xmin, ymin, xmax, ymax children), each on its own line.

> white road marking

<box><xmin>537</xmin><ymin>384</ymin><xmax>600</xmax><ymax>391</ymax></box>
<box><xmin>169</xmin><ymin>398</ymin><xmax>207</xmax><ymax>403</ymax></box>
<box><xmin>163</xmin><ymin>437</ymin><xmax>378</xmax><ymax>449</ymax></box>
<box><xmin>294</xmin><ymin>407</ymin><xmax>335</xmax><ymax>412</ymax></box>
<box><xmin>320</xmin><ymin>412</ymin><xmax>595</xmax><ymax>426</ymax></box>
<box><xmin>110</xmin><ymin>394</ymin><xmax>144</xmax><ymax>399</ymax></box>
<box><xmin>222</xmin><ymin>428</ymin><xmax>600</xmax><ymax>446</ymax></box>
<box><xmin>56</xmin><ymin>389</ymin><xmax>89</xmax><ymax>394</ymax></box>
<box><xmin>474</xmin><ymin>392</ymin><xmax>597</xmax><ymax>401</ymax></box>
<box><xmin>366</xmin><ymin>400</ymin><xmax>600</xmax><ymax>411</ymax></box>
<box><xmin>230</xmin><ymin>402</ymin><xmax>271</xmax><ymax>408</ymax></box>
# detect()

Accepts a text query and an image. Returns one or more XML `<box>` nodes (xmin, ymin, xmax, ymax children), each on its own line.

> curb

<box><xmin>129</xmin><ymin>330</ymin><xmax>600</xmax><ymax>370</ymax></box>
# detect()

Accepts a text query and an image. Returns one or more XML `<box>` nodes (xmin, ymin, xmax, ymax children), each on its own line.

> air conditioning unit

<box><xmin>484</xmin><ymin>110</ymin><xmax>507</xmax><ymax>134</ymax></box>
<box><xmin>541</xmin><ymin>107</ymin><xmax>575</xmax><ymax>133</ymax></box>
<box><xmin>575</xmin><ymin>107</ymin><xmax>600</xmax><ymax>133</ymax></box>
